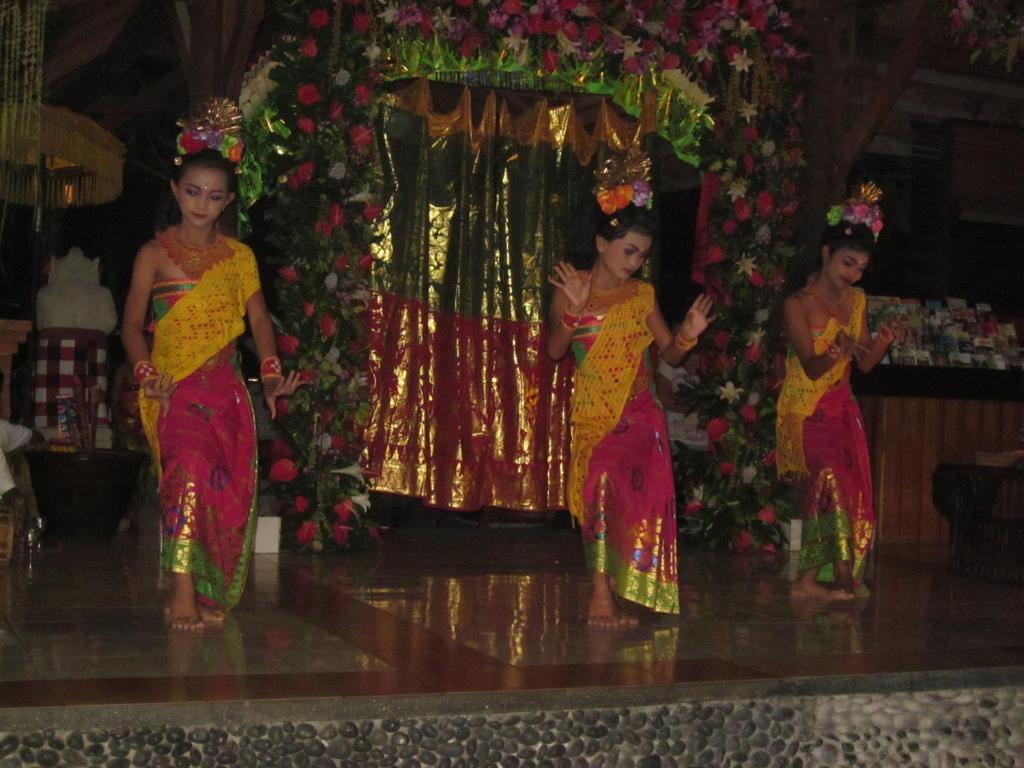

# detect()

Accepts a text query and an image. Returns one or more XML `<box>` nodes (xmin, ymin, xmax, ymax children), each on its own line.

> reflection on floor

<box><xmin>1</xmin><ymin>522</ymin><xmax>1023</xmax><ymax>708</ymax></box>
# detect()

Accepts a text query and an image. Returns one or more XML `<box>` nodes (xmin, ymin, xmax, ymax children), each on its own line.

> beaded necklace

<box><xmin>808</xmin><ymin>279</ymin><xmax>852</xmax><ymax>325</ymax></box>
<box><xmin>158</xmin><ymin>228</ymin><xmax>233</xmax><ymax>280</ymax></box>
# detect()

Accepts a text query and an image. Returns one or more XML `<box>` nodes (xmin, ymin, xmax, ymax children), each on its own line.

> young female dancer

<box><xmin>123</xmin><ymin>99</ymin><xmax>301</xmax><ymax>631</ymax></box>
<box><xmin>549</xmin><ymin>200</ymin><xmax>712</xmax><ymax>627</ymax></box>
<box><xmin>776</xmin><ymin>185</ymin><xmax>894</xmax><ymax>601</ymax></box>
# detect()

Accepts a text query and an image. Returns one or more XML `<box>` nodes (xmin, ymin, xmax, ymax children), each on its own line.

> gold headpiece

<box><xmin>826</xmin><ymin>182</ymin><xmax>884</xmax><ymax>240</ymax></box>
<box><xmin>175</xmin><ymin>97</ymin><xmax>245</xmax><ymax>169</ymax></box>
<box><xmin>594</xmin><ymin>144</ymin><xmax>653</xmax><ymax>215</ymax></box>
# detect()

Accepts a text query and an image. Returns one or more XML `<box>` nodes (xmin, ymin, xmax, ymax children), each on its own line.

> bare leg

<box><xmin>165</xmin><ymin>572</ymin><xmax>204</xmax><ymax>633</ymax></box>
<box><xmin>587</xmin><ymin>573</ymin><xmax>639</xmax><ymax>628</ymax></box>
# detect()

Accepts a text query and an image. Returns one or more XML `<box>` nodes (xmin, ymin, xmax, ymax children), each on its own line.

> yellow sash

<box><xmin>139</xmin><ymin>239</ymin><xmax>261</xmax><ymax>473</ymax></box>
<box><xmin>568</xmin><ymin>281</ymin><xmax>654</xmax><ymax>523</ymax></box>
<box><xmin>775</xmin><ymin>288</ymin><xmax>865</xmax><ymax>476</ymax></box>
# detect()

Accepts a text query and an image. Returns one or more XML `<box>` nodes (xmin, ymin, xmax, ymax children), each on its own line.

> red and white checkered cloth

<box><xmin>33</xmin><ymin>328</ymin><xmax>110</xmax><ymax>431</ymax></box>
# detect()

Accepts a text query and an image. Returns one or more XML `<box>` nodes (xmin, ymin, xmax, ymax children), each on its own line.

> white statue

<box><xmin>36</xmin><ymin>247</ymin><xmax>117</xmax><ymax>333</ymax></box>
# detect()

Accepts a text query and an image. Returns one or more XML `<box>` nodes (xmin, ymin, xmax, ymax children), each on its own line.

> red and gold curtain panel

<box><xmin>366</xmin><ymin>78</ymin><xmax>656</xmax><ymax>513</ymax></box>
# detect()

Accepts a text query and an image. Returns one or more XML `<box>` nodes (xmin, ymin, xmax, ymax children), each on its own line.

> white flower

<box><xmin>662</xmin><ymin>69</ymin><xmax>715</xmax><ymax>110</ymax></box>
<box><xmin>761</xmin><ymin>140</ymin><xmax>776</xmax><ymax>157</ymax></box>
<box><xmin>364</xmin><ymin>43</ymin><xmax>382</xmax><ymax>65</ymax></box>
<box><xmin>347</xmin><ymin>189</ymin><xmax>372</xmax><ymax>204</ymax></box>
<box><xmin>326</xmin><ymin>346</ymin><xmax>341</xmax><ymax>363</ymax></box>
<box><xmin>728</xmin><ymin>179</ymin><xmax>748</xmax><ymax>201</ymax></box>
<box><xmin>319</xmin><ymin>433</ymin><xmax>333</xmax><ymax>451</ymax></box>
<box><xmin>692</xmin><ymin>485</ymin><xmax>704</xmax><ymax>501</ymax></box>
<box><xmin>739</xmin><ymin>100</ymin><xmax>758</xmax><ymax>122</ymax></box>
<box><xmin>325</xmin><ymin>272</ymin><xmax>338</xmax><ymax>290</ymax></box>
<box><xmin>718</xmin><ymin>381</ymin><xmax>743</xmax><ymax>403</ymax></box>
<box><xmin>730</xmin><ymin>50</ymin><xmax>754</xmax><ymax>73</ymax></box>
<box><xmin>737</xmin><ymin>255</ymin><xmax>756</xmax><ymax>277</ymax></box>
<box><xmin>755</xmin><ymin>309</ymin><xmax>770</xmax><ymax>324</ymax></box>
<box><xmin>719</xmin><ymin>18</ymin><xmax>736</xmax><ymax>31</ymax></box>
<box><xmin>747</xmin><ymin>390</ymin><xmax>761</xmax><ymax>406</ymax></box>
<box><xmin>622</xmin><ymin>36</ymin><xmax>643</xmax><ymax>60</ymax></box>
<box><xmin>334</xmin><ymin>68</ymin><xmax>352</xmax><ymax>87</ymax></box>
<box><xmin>747</xmin><ymin>328</ymin><xmax>765</xmax><ymax>347</ymax></box>
<box><xmin>741</xmin><ymin>465</ymin><xmax>758</xmax><ymax>484</ymax></box>
<box><xmin>378</xmin><ymin>4</ymin><xmax>397</xmax><ymax>23</ymax></box>
<box><xmin>755</xmin><ymin>224</ymin><xmax>772</xmax><ymax>244</ymax></box>
<box><xmin>329</xmin><ymin>161</ymin><xmax>347</xmax><ymax>180</ymax></box>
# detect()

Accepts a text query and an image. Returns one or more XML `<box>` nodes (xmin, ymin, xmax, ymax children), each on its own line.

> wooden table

<box><xmin>0</xmin><ymin>320</ymin><xmax>31</xmax><ymax>421</ymax></box>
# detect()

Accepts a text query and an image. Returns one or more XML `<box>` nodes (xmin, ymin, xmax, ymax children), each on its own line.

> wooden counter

<box><xmin>859</xmin><ymin>395</ymin><xmax>1024</xmax><ymax>544</ymax></box>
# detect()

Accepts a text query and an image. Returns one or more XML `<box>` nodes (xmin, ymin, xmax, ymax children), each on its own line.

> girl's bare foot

<box><xmin>791</xmin><ymin>567</ymin><xmax>847</xmax><ymax>602</ymax></box>
<box><xmin>165</xmin><ymin>573</ymin><xmax>205</xmax><ymax>633</ymax></box>
<box><xmin>587</xmin><ymin>573</ymin><xmax>640</xmax><ymax>628</ymax></box>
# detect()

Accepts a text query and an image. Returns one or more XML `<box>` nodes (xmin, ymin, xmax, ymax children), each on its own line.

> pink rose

<box><xmin>706</xmin><ymin>417</ymin><xmax>728</xmax><ymax>443</ymax></box>
<box><xmin>757</xmin><ymin>506</ymin><xmax>776</xmax><ymax>525</ymax></box>
<box><xmin>704</xmin><ymin>243</ymin><xmax>726</xmax><ymax>264</ymax></box>
<box><xmin>363</xmin><ymin>202</ymin><xmax>383</xmax><ymax>221</ymax></box>
<box><xmin>277</xmin><ymin>265</ymin><xmax>299</xmax><ymax>282</ymax></box>
<box><xmin>684</xmin><ymin>500</ymin><xmax>703</xmax><ymax>516</ymax></box>
<box><xmin>762</xmin><ymin>449</ymin><xmax>777</xmax><ymax>467</ymax></box>
<box><xmin>294</xmin><ymin>496</ymin><xmax>310</xmax><ymax>513</ymax></box>
<box><xmin>331</xmin><ymin>524</ymin><xmax>351</xmax><ymax>546</ymax></box>
<box><xmin>300</xmin><ymin>36</ymin><xmax>318</xmax><ymax>58</ymax></box>
<box><xmin>297</xmin><ymin>116</ymin><xmax>316</xmax><ymax>134</ymax></box>
<box><xmin>329</xmin><ymin>100</ymin><xmax>343</xmax><ymax>122</ymax></box>
<box><xmin>350</xmin><ymin>124</ymin><xmax>373</xmax><ymax>151</ymax></box>
<box><xmin>334</xmin><ymin>499</ymin><xmax>355</xmax><ymax>523</ymax></box>
<box><xmin>722</xmin><ymin>219</ymin><xmax>738</xmax><ymax>235</ymax></box>
<box><xmin>743</xmin><ymin>125</ymin><xmax>758</xmax><ymax>142</ymax></box>
<box><xmin>748</xmin><ymin>271</ymin><xmax>766</xmax><ymax>288</ymax></box>
<box><xmin>541</xmin><ymin>49</ymin><xmax>559</xmax><ymax>73</ymax></box>
<box><xmin>354</xmin><ymin>83</ymin><xmax>373</xmax><ymax>107</ymax></box>
<box><xmin>269</xmin><ymin>458</ymin><xmax>299</xmax><ymax>483</ymax></box>
<box><xmin>353</xmin><ymin>12</ymin><xmax>371</xmax><ymax>33</ymax></box>
<box><xmin>740</xmin><ymin>404</ymin><xmax>757</xmax><ymax>424</ymax></box>
<box><xmin>734</xmin><ymin>197</ymin><xmax>751</xmax><ymax>222</ymax></box>
<box><xmin>277</xmin><ymin>334</ymin><xmax>300</xmax><ymax>357</ymax></box>
<box><xmin>297</xmin><ymin>84</ymin><xmax>322</xmax><ymax>106</ymax></box>
<box><xmin>319</xmin><ymin>313</ymin><xmax>338</xmax><ymax>338</ymax></box>
<box><xmin>302</xmin><ymin>301</ymin><xmax>315</xmax><ymax>319</ymax></box>
<box><xmin>732</xmin><ymin>529</ymin><xmax>752</xmax><ymax>552</ymax></box>
<box><xmin>358</xmin><ymin>253</ymin><xmax>374</xmax><ymax>270</ymax></box>
<box><xmin>308</xmin><ymin>8</ymin><xmax>330</xmax><ymax>29</ymax></box>
<box><xmin>745</xmin><ymin>344</ymin><xmax>763</xmax><ymax>364</ymax></box>
<box><xmin>719</xmin><ymin>461</ymin><xmax>736</xmax><ymax>477</ymax></box>
<box><xmin>756</xmin><ymin>191</ymin><xmax>774</xmax><ymax>218</ymax></box>
<box><xmin>297</xmin><ymin>521</ymin><xmax>317</xmax><ymax>545</ymax></box>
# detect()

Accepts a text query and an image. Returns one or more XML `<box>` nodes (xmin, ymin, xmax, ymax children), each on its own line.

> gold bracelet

<box><xmin>674</xmin><ymin>334</ymin><xmax>697</xmax><ymax>352</ymax></box>
<box><xmin>562</xmin><ymin>309</ymin><xmax>582</xmax><ymax>330</ymax></box>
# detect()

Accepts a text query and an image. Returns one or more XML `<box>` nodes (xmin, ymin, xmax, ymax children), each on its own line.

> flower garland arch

<box><xmin>243</xmin><ymin>0</ymin><xmax>806</xmax><ymax>552</ymax></box>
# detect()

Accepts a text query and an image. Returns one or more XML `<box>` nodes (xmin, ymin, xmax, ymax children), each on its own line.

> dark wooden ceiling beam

<box><xmin>44</xmin><ymin>0</ymin><xmax>139</xmax><ymax>85</ymax></box>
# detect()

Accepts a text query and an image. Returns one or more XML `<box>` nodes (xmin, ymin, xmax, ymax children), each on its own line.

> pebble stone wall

<box><xmin>1</xmin><ymin>685</ymin><xmax>1021</xmax><ymax>767</ymax></box>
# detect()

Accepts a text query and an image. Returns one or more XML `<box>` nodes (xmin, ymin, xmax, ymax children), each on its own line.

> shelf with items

<box><xmin>868</xmin><ymin>295</ymin><xmax>1021</xmax><ymax>371</ymax></box>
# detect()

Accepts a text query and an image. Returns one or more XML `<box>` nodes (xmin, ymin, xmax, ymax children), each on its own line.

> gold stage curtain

<box><xmin>366</xmin><ymin>78</ymin><xmax>656</xmax><ymax>512</ymax></box>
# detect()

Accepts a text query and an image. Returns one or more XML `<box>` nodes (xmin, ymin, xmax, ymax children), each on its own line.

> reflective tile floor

<box><xmin>1</xmin><ymin>521</ymin><xmax>1023</xmax><ymax>710</ymax></box>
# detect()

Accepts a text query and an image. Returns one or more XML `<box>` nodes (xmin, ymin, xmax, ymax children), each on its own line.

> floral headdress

<box><xmin>594</xmin><ymin>143</ymin><xmax>653</xmax><ymax>216</ymax></box>
<box><xmin>827</xmin><ymin>182</ymin><xmax>884</xmax><ymax>240</ymax></box>
<box><xmin>175</xmin><ymin>97</ymin><xmax>245</xmax><ymax>171</ymax></box>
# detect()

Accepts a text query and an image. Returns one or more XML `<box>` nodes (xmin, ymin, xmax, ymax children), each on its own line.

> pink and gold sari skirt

<box><xmin>580</xmin><ymin>389</ymin><xmax>679</xmax><ymax>614</ymax></box>
<box><xmin>799</xmin><ymin>384</ymin><xmax>875</xmax><ymax>586</ymax></box>
<box><xmin>158</xmin><ymin>352</ymin><xmax>257</xmax><ymax>610</ymax></box>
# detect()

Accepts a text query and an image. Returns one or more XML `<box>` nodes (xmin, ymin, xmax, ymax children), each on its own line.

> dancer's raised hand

<box><xmin>263</xmin><ymin>370</ymin><xmax>306</xmax><ymax>419</ymax></box>
<box><xmin>549</xmin><ymin>261</ymin><xmax>592</xmax><ymax>313</ymax></box>
<box><xmin>679</xmin><ymin>293</ymin><xmax>715</xmax><ymax>341</ymax></box>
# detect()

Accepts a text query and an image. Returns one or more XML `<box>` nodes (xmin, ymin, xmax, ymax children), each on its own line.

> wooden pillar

<box><xmin>0</xmin><ymin>321</ymin><xmax>32</xmax><ymax>421</ymax></box>
<box><xmin>188</xmin><ymin>0</ymin><xmax>225</xmax><ymax>111</ymax></box>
